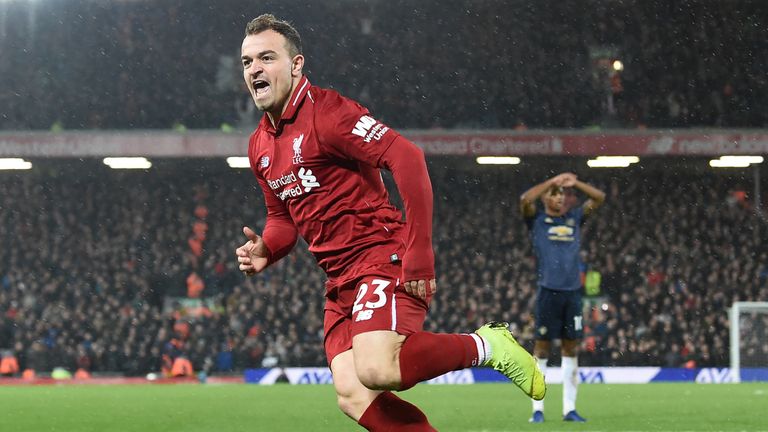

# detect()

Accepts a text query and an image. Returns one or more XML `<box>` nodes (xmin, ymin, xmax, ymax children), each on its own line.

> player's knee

<box><xmin>333</xmin><ymin>372</ymin><xmax>369</xmax><ymax>419</ymax></box>
<box><xmin>561</xmin><ymin>339</ymin><xmax>580</xmax><ymax>357</ymax></box>
<box><xmin>336</xmin><ymin>391</ymin><xmax>368</xmax><ymax>419</ymax></box>
<box><xmin>562</xmin><ymin>347</ymin><xmax>579</xmax><ymax>357</ymax></box>
<box><xmin>534</xmin><ymin>341</ymin><xmax>551</xmax><ymax>358</ymax></box>
<box><xmin>355</xmin><ymin>362</ymin><xmax>400</xmax><ymax>390</ymax></box>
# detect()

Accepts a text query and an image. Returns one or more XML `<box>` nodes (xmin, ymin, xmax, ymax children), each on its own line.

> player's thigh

<box><xmin>351</xmin><ymin>269</ymin><xmax>428</xmax><ymax>385</ymax></box>
<box><xmin>324</xmin><ymin>308</ymin><xmax>353</xmax><ymax>367</ymax></box>
<box><xmin>352</xmin><ymin>330</ymin><xmax>406</xmax><ymax>372</ymax></box>
<box><xmin>535</xmin><ymin>287</ymin><xmax>564</xmax><ymax>340</ymax></box>
<box><xmin>323</xmin><ymin>268</ymin><xmax>410</xmax><ymax>367</ymax></box>
<box><xmin>330</xmin><ymin>349</ymin><xmax>382</xmax><ymax>419</ymax></box>
<box><xmin>562</xmin><ymin>290</ymin><xmax>584</xmax><ymax>340</ymax></box>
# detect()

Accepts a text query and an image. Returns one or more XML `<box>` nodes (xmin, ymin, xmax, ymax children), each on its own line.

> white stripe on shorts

<box><xmin>391</xmin><ymin>278</ymin><xmax>400</xmax><ymax>331</ymax></box>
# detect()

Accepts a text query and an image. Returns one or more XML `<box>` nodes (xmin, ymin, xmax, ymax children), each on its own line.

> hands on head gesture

<box><xmin>552</xmin><ymin>172</ymin><xmax>578</xmax><ymax>188</ymax></box>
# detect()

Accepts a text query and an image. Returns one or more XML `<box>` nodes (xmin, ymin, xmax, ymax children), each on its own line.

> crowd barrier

<box><xmin>3</xmin><ymin>367</ymin><xmax>765</xmax><ymax>386</ymax></box>
<box><xmin>244</xmin><ymin>367</ymin><xmax>768</xmax><ymax>385</ymax></box>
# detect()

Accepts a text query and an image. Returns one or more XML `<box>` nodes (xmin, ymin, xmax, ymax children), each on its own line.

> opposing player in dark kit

<box><xmin>520</xmin><ymin>172</ymin><xmax>605</xmax><ymax>423</ymax></box>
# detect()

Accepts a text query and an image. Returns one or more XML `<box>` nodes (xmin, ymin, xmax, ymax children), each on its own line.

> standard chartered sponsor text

<box><xmin>268</xmin><ymin>172</ymin><xmax>298</xmax><ymax>190</ymax></box>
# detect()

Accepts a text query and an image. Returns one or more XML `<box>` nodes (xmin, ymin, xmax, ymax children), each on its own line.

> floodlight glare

<box><xmin>476</xmin><ymin>156</ymin><xmax>521</xmax><ymax>165</ymax></box>
<box><xmin>597</xmin><ymin>156</ymin><xmax>639</xmax><ymax>163</ymax></box>
<box><xmin>587</xmin><ymin>156</ymin><xmax>639</xmax><ymax>168</ymax></box>
<box><xmin>226</xmin><ymin>157</ymin><xmax>251</xmax><ymax>168</ymax></box>
<box><xmin>588</xmin><ymin>159</ymin><xmax>631</xmax><ymax>168</ymax></box>
<box><xmin>719</xmin><ymin>155</ymin><xmax>763</xmax><ymax>164</ymax></box>
<box><xmin>0</xmin><ymin>158</ymin><xmax>32</xmax><ymax>170</ymax></box>
<box><xmin>709</xmin><ymin>155</ymin><xmax>763</xmax><ymax>168</ymax></box>
<box><xmin>103</xmin><ymin>157</ymin><xmax>152</xmax><ymax>169</ymax></box>
<box><xmin>710</xmin><ymin>159</ymin><xmax>750</xmax><ymax>168</ymax></box>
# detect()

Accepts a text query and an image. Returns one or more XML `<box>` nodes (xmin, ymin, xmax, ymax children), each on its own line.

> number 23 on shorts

<box><xmin>352</xmin><ymin>278</ymin><xmax>392</xmax><ymax>322</ymax></box>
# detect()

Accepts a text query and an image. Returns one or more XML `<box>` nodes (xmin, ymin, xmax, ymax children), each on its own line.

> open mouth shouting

<box><xmin>253</xmin><ymin>79</ymin><xmax>270</xmax><ymax>97</ymax></box>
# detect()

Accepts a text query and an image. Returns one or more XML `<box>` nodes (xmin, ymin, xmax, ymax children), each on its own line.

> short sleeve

<box><xmin>314</xmin><ymin>90</ymin><xmax>400</xmax><ymax>167</ymax></box>
<box><xmin>574</xmin><ymin>205</ymin><xmax>587</xmax><ymax>225</ymax></box>
<box><xmin>525</xmin><ymin>208</ymin><xmax>540</xmax><ymax>230</ymax></box>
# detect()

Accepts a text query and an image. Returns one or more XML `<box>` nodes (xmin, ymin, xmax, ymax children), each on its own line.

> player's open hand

<box><xmin>235</xmin><ymin>226</ymin><xmax>269</xmax><ymax>276</ymax></box>
<box><xmin>404</xmin><ymin>279</ymin><xmax>436</xmax><ymax>300</ymax></box>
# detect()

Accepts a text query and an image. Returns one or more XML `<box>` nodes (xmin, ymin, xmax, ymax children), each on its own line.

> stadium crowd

<box><xmin>0</xmin><ymin>162</ymin><xmax>765</xmax><ymax>375</ymax></box>
<box><xmin>1</xmin><ymin>0</ymin><xmax>766</xmax><ymax>131</ymax></box>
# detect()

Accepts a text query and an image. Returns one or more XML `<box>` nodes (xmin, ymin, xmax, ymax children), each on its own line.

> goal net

<box><xmin>730</xmin><ymin>302</ymin><xmax>768</xmax><ymax>382</ymax></box>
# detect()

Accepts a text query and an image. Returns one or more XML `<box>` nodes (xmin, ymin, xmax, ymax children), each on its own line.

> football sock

<box><xmin>398</xmin><ymin>332</ymin><xmax>486</xmax><ymax>390</ymax></box>
<box><xmin>532</xmin><ymin>357</ymin><xmax>548</xmax><ymax>411</ymax></box>
<box><xmin>357</xmin><ymin>391</ymin><xmax>436</xmax><ymax>431</ymax></box>
<box><xmin>562</xmin><ymin>356</ymin><xmax>578</xmax><ymax>414</ymax></box>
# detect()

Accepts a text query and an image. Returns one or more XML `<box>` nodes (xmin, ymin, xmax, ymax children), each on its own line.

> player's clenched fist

<box><xmin>235</xmin><ymin>226</ymin><xmax>269</xmax><ymax>276</ymax></box>
<box><xmin>404</xmin><ymin>279</ymin><xmax>437</xmax><ymax>300</ymax></box>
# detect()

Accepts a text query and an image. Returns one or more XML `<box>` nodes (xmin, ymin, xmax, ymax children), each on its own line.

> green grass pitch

<box><xmin>1</xmin><ymin>383</ymin><xmax>766</xmax><ymax>431</ymax></box>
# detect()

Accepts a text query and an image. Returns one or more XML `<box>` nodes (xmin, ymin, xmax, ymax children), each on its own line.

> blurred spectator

<box><xmin>0</xmin><ymin>349</ymin><xmax>20</xmax><ymax>376</ymax></box>
<box><xmin>0</xmin><ymin>0</ymin><xmax>765</xmax><ymax>131</ymax></box>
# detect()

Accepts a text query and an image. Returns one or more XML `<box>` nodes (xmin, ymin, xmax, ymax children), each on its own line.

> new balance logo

<box><xmin>355</xmin><ymin>310</ymin><xmax>374</xmax><ymax>322</ymax></box>
<box><xmin>298</xmin><ymin>167</ymin><xmax>320</xmax><ymax>192</ymax></box>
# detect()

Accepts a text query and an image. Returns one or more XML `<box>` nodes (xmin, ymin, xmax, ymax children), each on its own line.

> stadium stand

<box><xmin>0</xmin><ymin>161</ymin><xmax>765</xmax><ymax>374</ymax></box>
<box><xmin>0</xmin><ymin>0</ymin><xmax>765</xmax><ymax>131</ymax></box>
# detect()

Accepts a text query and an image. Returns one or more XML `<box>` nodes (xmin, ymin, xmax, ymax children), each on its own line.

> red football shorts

<box><xmin>323</xmin><ymin>263</ymin><xmax>431</xmax><ymax>366</ymax></box>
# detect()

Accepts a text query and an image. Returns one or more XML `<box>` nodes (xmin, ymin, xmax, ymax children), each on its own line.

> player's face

<box><xmin>241</xmin><ymin>30</ymin><xmax>303</xmax><ymax>120</ymax></box>
<box><xmin>543</xmin><ymin>187</ymin><xmax>564</xmax><ymax>214</ymax></box>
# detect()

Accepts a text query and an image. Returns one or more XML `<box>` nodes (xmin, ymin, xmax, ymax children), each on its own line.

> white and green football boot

<box><xmin>476</xmin><ymin>321</ymin><xmax>546</xmax><ymax>400</ymax></box>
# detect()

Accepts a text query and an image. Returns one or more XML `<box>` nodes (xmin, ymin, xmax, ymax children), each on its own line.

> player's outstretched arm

<box><xmin>379</xmin><ymin>135</ymin><xmax>436</xmax><ymax>300</ymax></box>
<box><xmin>520</xmin><ymin>173</ymin><xmax>568</xmax><ymax>218</ymax></box>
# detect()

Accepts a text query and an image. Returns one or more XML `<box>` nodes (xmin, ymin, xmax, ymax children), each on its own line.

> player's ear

<box><xmin>291</xmin><ymin>54</ymin><xmax>304</xmax><ymax>77</ymax></box>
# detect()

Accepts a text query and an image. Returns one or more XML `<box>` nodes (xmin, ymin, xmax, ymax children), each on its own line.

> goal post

<box><xmin>730</xmin><ymin>302</ymin><xmax>768</xmax><ymax>383</ymax></box>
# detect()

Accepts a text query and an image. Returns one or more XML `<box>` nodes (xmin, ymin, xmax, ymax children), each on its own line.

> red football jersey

<box><xmin>248</xmin><ymin>76</ymin><xmax>428</xmax><ymax>283</ymax></box>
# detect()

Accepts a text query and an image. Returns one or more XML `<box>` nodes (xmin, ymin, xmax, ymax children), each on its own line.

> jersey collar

<box><xmin>260</xmin><ymin>76</ymin><xmax>311</xmax><ymax>134</ymax></box>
